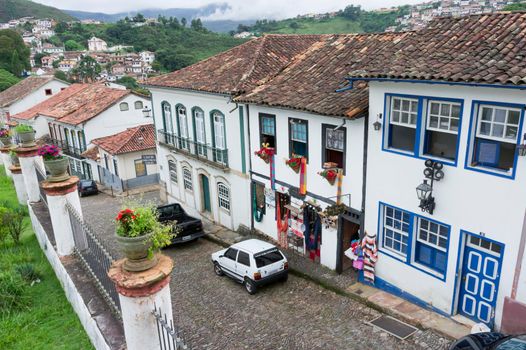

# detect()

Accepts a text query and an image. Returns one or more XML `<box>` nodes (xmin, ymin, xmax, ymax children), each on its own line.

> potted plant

<box><xmin>285</xmin><ymin>155</ymin><xmax>303</xmax><ymax>173</ymax></box>
<box><xmin>15</xmin><ymin>124</ymin><xmax>36</xmax><ymax>147</ymax></box>
<box><xmin>254</xmin><ymin>143</ymin><xmax>275</xmax><ymax>164</ymax></box>
<box><xmin>9</xmin><ymin>150</ymin><xmax>19</xmax><ymax>166</ymax></box>
<box><xmin>318</xmin><ymin>169</ymin><xmax>338</xmax><ymax>185</ymax></box>
<box><xmin>115</xmin><ymin>204</ymin><xmax>174</xmax><ymax>272</ymax></box>
<box><xmin>38</xmin><ymin>144</ymin><xmax>69</xmax><ymax>182</ymax></box>
<box><xmin>0</xmin><ymin>126</ymin><xmax>12</xmax><ymax>147</ymax></box>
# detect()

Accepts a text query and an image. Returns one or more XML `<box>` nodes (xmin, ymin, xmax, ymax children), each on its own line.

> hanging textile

<box><xmin>276</xmin><ymin>202</ymin><xmax>289</xmax><ymax>248</ymax></box>
<box><xmin>361</xmin><ymin>233</ymin><xmax>378</xmax><ymax>283</ymax></box>
<box><xmin>299</xmin><ymin>157</ymin><xmax>307</xmax><ymax>195</ymax></box>
<box><xmin>270</xmin><ymin>153</ymin><xmax>276</xmax><ymax>191</ymax></box>
<box><xmin>253</xmin><ymin>184</ymin><xmax>264</xmax><ymax>222</ymax></box>
<box><xmin>336</xmin><ymin>169</ymin><xmax>343</xmax><ymax>204</ymax></box>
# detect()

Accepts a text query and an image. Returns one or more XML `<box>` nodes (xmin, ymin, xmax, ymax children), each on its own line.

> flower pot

<box><xmin>115</xmin><ymin>232</ymin><xmax>159</xmax><ymax>272</ymax></box>
<box><xmin>43</xmin><ymin>157</ymin><xmax>70</xmax><ymax>182</ymax></box>
<box><xmin>17</xmin><ymin>130</ymin><xmax>36</xmax><ymax>147</ymax></box>
<box><xmin>0</xmin><ymin>136</ymin><xmax>12</xmax><ymax>147</ymax></box>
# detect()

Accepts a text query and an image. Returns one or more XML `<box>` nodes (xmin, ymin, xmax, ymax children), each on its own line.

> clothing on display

<box><xmin>361</xmin><ymin>234</ymin><xmax>378</xmax><ymax>283</ymax></box>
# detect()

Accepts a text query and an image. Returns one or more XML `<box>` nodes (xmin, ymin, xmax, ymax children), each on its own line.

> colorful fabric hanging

<box><xmin>276</xmin><ymin>203</ymin><xmax>289</xmax><ymax>248</ymax></box>
<box><xmin>299</xmin><ymin>157</ymin><xmax>307</xmax><ymax>195</ymax></box>
<box><xmin>361</xmin><ymin>233</ymin><xmax>378</xmax><ymax>284</ymax></box>
<box><xmin>336</xmin><ymin>168</ymin><xmax>343</xmax><ymax>204</ymax></box>
<box><xmin>252</xmin><ymin>184</ymin><xmax>264</xmax><ymax>223</ymax></box>
<box><xmin>270</xmin><ymin>153</ymin><xmax>276</xmax><ymax>191</ymax></box>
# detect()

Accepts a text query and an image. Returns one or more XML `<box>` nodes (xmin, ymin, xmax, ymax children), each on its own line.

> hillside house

<box><xmin>88</xmin><ymin>36</ymin><xmax>108</xmax><ymax>52</ymax></box>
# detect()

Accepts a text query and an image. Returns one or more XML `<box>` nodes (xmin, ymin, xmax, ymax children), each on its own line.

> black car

<box><xmin>450</xmin><ymin>332</ymin><xmax>526</xmax><ymax>350</ymax></box>
<box><xmin>78</xmin><ymin>179</ymin><xmax>99</xmax><ymax>197</ymax></box>
<box><xmin>157</xmin><ymin>203</ymin><xmax>205</xmax><ymax>244</ymax></box>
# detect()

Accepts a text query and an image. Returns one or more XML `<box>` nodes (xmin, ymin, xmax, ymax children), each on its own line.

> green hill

<box><xmin>0</xmin><ymin>0</ymin><xmax>76</xmax><ymax>22</ymax></box>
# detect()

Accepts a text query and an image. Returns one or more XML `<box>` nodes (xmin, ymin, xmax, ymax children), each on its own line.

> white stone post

<box><xmin>40</xmin><ymin>176</ymin><xmax>81</xmax><ymax>256</ymax></box>
<box><xmin>109</xmin><ymin>255</ymin><xmax>174</xmax><ymax>350</ymax></box>
<box><xmin>9</xmin><ymin>165</ymin><xmax>28</xmax><ymax>204</ymax></box>
<box><xmin>0</xmin><ymin>146</ymin><xmax>14</xmax><ymax>178</ymax></box>
<box><xmin>15</xmin><ymin>146</ymin><xmax>41</xmax><ymax>202</ymax></box>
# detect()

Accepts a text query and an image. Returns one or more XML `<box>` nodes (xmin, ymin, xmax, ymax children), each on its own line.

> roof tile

<box><xmin>91</xmin><ymin>124</ymin><xmax>155</xmax><ymax>155</ymax></box>
<box><xmin>0</xmin><ymin>76</ymin><xmax>56</xmax><ymax>108</ymax></box>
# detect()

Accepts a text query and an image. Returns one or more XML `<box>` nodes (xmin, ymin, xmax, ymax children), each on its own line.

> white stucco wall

<box><xmin>150</xmin><ymin>87</ymin><xmax>250</xmax><ymax>231</ymax></box>
<box><xmin>364</xmin><ymin>81</ymin><xmax>526</xmax><ymax>329</ymax></box>
<box><xmin>98</xmin><ymin>148</ymin><xmax>158</xmax><ymax>181</ymax></box>
<box><xmin>7</xmin><ymin>79</ymin><xmax>69</xmax><ymax>117</ymax></box>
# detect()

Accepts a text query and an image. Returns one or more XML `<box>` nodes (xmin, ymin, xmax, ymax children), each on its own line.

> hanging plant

<box><xmin>318</xmin><ymin>169</ymin><xmax>338</xmax><ymax>185</ymax></box>
<box><xmin>285</xmin><ymin>155</ymin><xmax>303</xmax><ymax>173</ymax></box>
<box><xmin>254</xmin><ymin>143</ymin><xmax>275</xmax><ymax>164</ymax></box>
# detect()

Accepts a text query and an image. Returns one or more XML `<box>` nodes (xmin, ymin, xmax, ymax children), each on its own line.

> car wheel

<box><xmin>281</xmin><ymin>273</ymin><xmax>288</xmax><ymax>283</ymax></box>
<box><xmin>244</xmin><ymin>278</ymin><xmax>257</xmax><ymax>295</ymax></box>
<box><xmin>213</xmin><ymin>262</ymin><xmax>224</xmax><ymax>276</ymax></box>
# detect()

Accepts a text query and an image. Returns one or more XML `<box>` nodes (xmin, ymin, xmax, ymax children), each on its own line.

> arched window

<box><xmin>134</xmin><ymin>101</ymin><xmax>144</xmax><ymax>110</ymax></box>
<box><xmin>182</xmin><ymin>167</ymin><xmax>192</xmax><ymax>191</ymax></box>
<box><xmin>176</xmin><ymin>105</ymin><xmax>189</xmax><ymax>150</ymax></box>
<box><xmin>78</xmin><ymin>130</ymin><xmax>85</xmax><ymax>152</ymax></box>
<box><xmin>211</xmin><ymin>111</ymin><xmax>226</xmax><ymax>164</ymax></box>
<box><xmin>168</xmin><ymin>159</ymin><xmax>177</xmax><ymax>183</ymax></box>
<box><xmin>119</xmin><ymin>102</ymin><xmax>129</xmax><ymax>111</ymax></box>
<box><xmin>217</xmin><ymin>182</ymin><xmax>230</xmax><ymax>211</ymax></box>
<box><xmin>192</xmin><ymin>107</ymin><xmax>207</xmax><ymax>156</ymax></box>
<box><xmin>161</xmin><ymin>102</ymin><xmax>174</xmax><ymax>144</ymax></box>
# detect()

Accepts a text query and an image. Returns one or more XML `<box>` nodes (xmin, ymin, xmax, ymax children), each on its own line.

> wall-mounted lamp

<box><xmin>416</xmin><ymin>159</ymin><xmax>444</xmax><ymax>215</ymax></box>
<box><xmin>142</xmin><ymin>106</ymin><xmax>152</xmax><ymax>118</ymax></box>
<box><xmin>517</xmin><ymin>133</ymin><xmax>526</xmax><ymax>156</ymax></box>
<box><xmin>373</xmin><ymin>113</ymin><xmax>382</xmax><ymax>131</ymax></box>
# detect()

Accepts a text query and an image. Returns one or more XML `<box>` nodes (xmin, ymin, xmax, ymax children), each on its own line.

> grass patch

<box><xmin>0</xmin><ymin>166</ymin><xmax>93</xmax><ymax>350</ymax></box>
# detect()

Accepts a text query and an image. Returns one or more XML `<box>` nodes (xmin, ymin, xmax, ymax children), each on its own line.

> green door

<box><xmin>201</xmin><ymin>175</ymin><xmax>211</xmax><ymax>212</ymax></box>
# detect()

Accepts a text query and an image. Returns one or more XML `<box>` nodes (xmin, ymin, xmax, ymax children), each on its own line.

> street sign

<box><xmin>141</xmin><ymin>154</ymin><xmax>157</xmax><ymax>164</ymax></box>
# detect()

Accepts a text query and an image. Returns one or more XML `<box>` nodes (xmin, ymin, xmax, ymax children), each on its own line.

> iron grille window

<box><xmin>217</xmin><ymin>182</ymin><xmax>230</xmax><ymax>211</ymax></box>
<box><xmin>182</xmin><ymin>167</ymin><xmax>192</xmax><ymax>191</ymax></box>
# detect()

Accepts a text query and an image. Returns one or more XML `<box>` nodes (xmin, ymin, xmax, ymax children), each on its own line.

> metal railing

<box><xmin>50</xmin><ymin>138</ymin><xmax>85</xmax><ymax>159</ymax></box>
<box><xmin>34</xmin><ymin>160</ymin><xmax>48</xmax><ymax>206</ymax></box>
<box><xmin>152</xmin><ymin>304</ymin><xmax>189</xmax><ymax>350</ymax></box>
<box><xmin>66</xmin><ymin>202</ymin><xmax>121</xmax><ymax>316</ymax></box>
<box><xmin>158</xmin><ymin>130</ymin><xmax>229</xmax><ymax>169</ymax></box>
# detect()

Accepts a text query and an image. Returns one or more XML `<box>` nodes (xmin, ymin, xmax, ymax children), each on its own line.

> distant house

<box><xmin>140</xmin><ymin>51</ymin><xmax>155</xmax><ymax>65</ymax></box>
<box><xmin>0</xmin><ymin>76</ymin><xmax>69</xmax><ymax>125</ymax></box>
<box><xmin>111</xmin><ymin>64</ymin><xmax>126</xmax><ymax>77</ymax></box>
<box><xmin>88</xmin><ymin>124</ymin><xmax>158</xmax><ymax>192</ymax></box>
<box><xmin>88</xmin><ymin>36</ymin><xmax>108</xmax><ymax>52</ymax></box>
<box><xmin>58</xmin><ymin>60</ymin><xmax>76</xmax><ymax>72</ymax></box>
<box><xmin>42</xmin><ymin>43</ymin><xmax>65</xmax><ymax>54</ymax></box>
<box><xmin>40</xmin><ymin>56</ymin><xmax>54</xmax><ymax>68</ymax></box>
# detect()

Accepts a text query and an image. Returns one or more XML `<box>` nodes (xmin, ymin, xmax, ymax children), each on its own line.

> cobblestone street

<box><xmin>81</xmin><ymin>192</ymin><xmax>451</xmax><ymax>350</ymax></box>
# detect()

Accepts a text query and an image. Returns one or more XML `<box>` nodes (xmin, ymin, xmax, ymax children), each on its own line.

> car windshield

<box><xmin>495</xmin><ymin>335</ymin><xmax>526</xmax><ymax>350</ymax></box>
<box><xmin>254</xmin><ymin>249</ymin><xmax>283</xmax><ymax>268</ymax></box>
<box><xmin>80</xmin><ymin>181</ymin><xmax>93</xmax><ymax>188</ymax></box>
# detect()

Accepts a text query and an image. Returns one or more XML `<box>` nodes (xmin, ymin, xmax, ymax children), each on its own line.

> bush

<box><xmin>0</xmin><ymin>207</ymin><xmax>10</xmax><ymax>244</ymax></box>
<box><xmin>5</xmin><ymin>206</ymin><xmax>28</xmax><ymax>244</ymax></box>
<box><xmin>14</xmin><ymin>124</ymin><xmax>33</xmax><ymax>133</ymax></box>
<box><xmin>0</xmin><ymin>271</ymin><xmax>28</xmax><ymax>314</ymax></box>
<box><xmin>16</xmin><ymin>263</ymin><xmax>42</xmax><ymax>283</ymax></box>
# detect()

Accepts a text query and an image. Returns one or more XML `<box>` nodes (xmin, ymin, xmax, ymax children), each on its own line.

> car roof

<box><xmin>231</xmin><ymin>239</ymin><xmax>276</xmax><ymax>254</ymax></box>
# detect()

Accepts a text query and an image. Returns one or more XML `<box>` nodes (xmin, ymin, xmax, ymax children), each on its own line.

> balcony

<box><xmin>158</xmin><ymin>130</ymin><xmax>229</xmax><ymax>170</ymax></box>
<box><xmin>50</xmin><ymin>138</ymin><xmax>85</xmax><ymax>159</ymax></box>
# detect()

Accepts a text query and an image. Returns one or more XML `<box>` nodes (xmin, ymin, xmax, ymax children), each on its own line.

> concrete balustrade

<box><xmin>9</xmin><ymin>165</ymin><xmax>28</xmax><ymax>204</ymax></box>
<box><xmin>14</xmin><ymin>145</ymin><xmax>41</xmax><ymax>202</ymax></box>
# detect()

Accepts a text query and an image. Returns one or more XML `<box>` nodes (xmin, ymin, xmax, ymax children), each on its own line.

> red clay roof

<box><xmin>236</xmin><ymin>32</ymin><xmax>409</xmax><ymax>118</ymax></box>
<box><xmin>347</xmin><ymin>12</ymin><xmax>526</xmax><ymax>86</ymax></box>
<box><xmin>146</xmin><ymin>34</ymin><xmax>324</xmax><ymax>95</ymax></box>
<box><xmin>0</xmin><ymin>76</ymin><xmax>60</xmax><ymax>108</ymax></box>
<box><xmin>11</xmin><ymin>84</ymin><xmax>132</xmax><ymax>126</ymax></box>
<box><xmin>91</xmin><ymin>124</ymin><xmax>155</xmax><ymax>155</ymax></box>
<box><xmin>81</xmin><ymin>146</ymin><xmax>99</xmax><ymax>161</ymax></box>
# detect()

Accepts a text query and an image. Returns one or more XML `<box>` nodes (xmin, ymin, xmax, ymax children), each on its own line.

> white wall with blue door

<box><xmin>364</xmin><ymin>80</ymin><xmax>526</xmax><ymax>330</ymax></box>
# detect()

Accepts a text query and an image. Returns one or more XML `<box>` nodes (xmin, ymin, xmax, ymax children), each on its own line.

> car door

<box><xmin>236</xmin><ymin>250</ymin><xmax>251</xmax><ymax>278</ymax></box>
<box><xmin>221</xmin><ymin>248</ymin><xmax>240</xmax><ymax>280</ymax></box>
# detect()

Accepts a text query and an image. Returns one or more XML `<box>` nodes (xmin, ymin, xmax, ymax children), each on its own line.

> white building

<box><xmin>346</xmin><ymin>13</ymin><xmax>526</xmax><ymax>332</ymax></box>
<box><xmin>88</xmin><ymin>36</ymin><xmax>108</xmax><ymax>52</ymax></box>
<box><xmin>0</xmin><ymin>76</ymin><xmax>69</xmax><ymax>125</ymax></box>
<box><xmin>140</xmin><ymin>51</ymin><xmax>155</xmax><ymax>65</ymax></box>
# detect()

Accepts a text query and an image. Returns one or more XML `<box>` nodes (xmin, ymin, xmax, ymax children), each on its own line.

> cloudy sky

<box><xmin>35</xmin><ymin>0</ymin><xmax>421</xmax><ymax>19</ymax></box>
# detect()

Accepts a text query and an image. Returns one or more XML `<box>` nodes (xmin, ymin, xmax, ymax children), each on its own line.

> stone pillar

<box><xmin>9</xmin><ymin>165</ymin><xmax>28</xmax><ymax>204</ymax></box>
<box><xmin>40</xmin><ymin>176</ymin><xmax>81</xmax><ymax>256</ymax></box>
<box><xmin>15</xmin><ymin>146</ymin><xmax>41</xmax><ymax>202</ymax></box>
<box><xmin>0</xmin><ymin>145</ymin><xmax>14</xmax><ymax>178</ymax></box>
<box><xmin>109</xmin><ymin>255</ymin><xmax>174</xmax><ymax>350</ymax></box>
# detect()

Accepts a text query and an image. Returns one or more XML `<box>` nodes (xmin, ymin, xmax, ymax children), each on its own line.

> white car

<box><xmin>211</xmin><ymin>239</ymin><xmax>289</xmax><ymax>294</ymax></box>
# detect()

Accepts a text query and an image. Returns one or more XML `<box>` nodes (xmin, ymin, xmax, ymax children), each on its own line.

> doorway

<box><xmin>457</xmin><ymin>232</ymin><xmax>503</xmax><ymax>328</ymax></box>
<box><xmin>200</xmin><ymin>174</ymin><xmax>211</xmax><ymax>213</ymax></box>
<box><xmin>336</xmin><ymin>211</ymin><xmax>362</xmax><ymax>274</ymax></box>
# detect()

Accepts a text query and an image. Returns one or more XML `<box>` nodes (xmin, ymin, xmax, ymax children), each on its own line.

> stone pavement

<box><xmin>203</xmin><ymin>221</ymin><xmax>472</xmax><ymax>341</ymax></box>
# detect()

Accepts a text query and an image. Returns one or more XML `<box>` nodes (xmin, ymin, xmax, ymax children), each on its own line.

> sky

<box><xmin>35</xmin><ymin>0</ymin><xmax>423</xmax><ymax>19</ymax></box>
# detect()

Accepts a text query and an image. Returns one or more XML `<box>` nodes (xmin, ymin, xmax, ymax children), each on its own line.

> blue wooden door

<box><xmin>458</xmin><ymin>234</ymin><xmax>503</xmax><ymax>328</ymax></box>
<box><xmin>201</xmin><ymin>175</ymin><xmax>211</xmax><ymax>212</ymax></box>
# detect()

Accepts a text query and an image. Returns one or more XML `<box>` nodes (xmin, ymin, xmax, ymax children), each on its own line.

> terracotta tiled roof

<box><xmin>91</xmin><ymin>124</ymin><xmax>155</xmax><ymax>155</ymax></box>
<box><xmin>236</xmin><ymin>32</ymin><xmax>409</xmax><ymax>118</ymax></box>
<box><xmin>81</xmin><ymin>146</ymin><xmax>99</xmax><ymax>161</ymax></box>
<box><xmin>145</xmin><ymin>34</ymin><xmax>324</xmax><ymax>95</ymax></box>
<box><xmin>0</xmin><ymin>76</ymin><xmax>57</xmax><ymax>108</ymax></box>
<box><xmin>347</xmin><ymin>12</ymin><xmax>526</xmax><ymax>86</ymax></box>
<box><xmin>11</xmin><ymin>84</ymin><xmax>133</xmax><ymax>126</ymax></box>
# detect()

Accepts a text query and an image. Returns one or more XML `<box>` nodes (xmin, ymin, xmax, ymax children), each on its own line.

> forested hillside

<box><xmin>0</xmin><ymin>0</ymin><xmax>75</xmax><ymax>22</ymax></box>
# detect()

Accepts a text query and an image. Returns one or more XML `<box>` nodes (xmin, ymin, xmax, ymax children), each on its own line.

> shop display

<box><xmin>361</xmin><ymin>234</ymin><xmax>378</xmax><ymax>283</ymax></box>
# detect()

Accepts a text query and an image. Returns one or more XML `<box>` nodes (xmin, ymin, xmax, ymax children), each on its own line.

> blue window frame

<box><xmin>378</xmin><ymin>202</ymin><xmax>450</xmax><ymax>281</ymax></box>
<box><xmin>383</xmin><ymin>94</ymin><xmax>464</xmax><ymax>165</ymax></box>
<box><xmin>465</xmin><ymin>101</ymin><xmax>524</xmax><ymax>179</ymax></box>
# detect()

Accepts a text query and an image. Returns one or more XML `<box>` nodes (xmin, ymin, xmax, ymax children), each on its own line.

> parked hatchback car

<box><xmin>449</xmin><ymin>332</ymin><xmax>526</xmax><ymax>350</ymax></box>
<box><xmin>211</xmin><ymin>239</ymin><xmax>288</xmax><ymax>294</ymax></box>
<box><xmin>77</xmin><ymin>179</ymin><xmax>98</xmax><ymax>197</ymax></box>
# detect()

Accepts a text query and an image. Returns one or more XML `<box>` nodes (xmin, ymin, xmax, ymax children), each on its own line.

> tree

<box><xmin>504</xmin><ymin>3</ymin><xmax>526</xmax><ymax>11</ymax></box>
<box><xmin>54</xmin><ymin>70</ymin><xmax>68</xmax><ymax>82</ymax></box>
<box><xmin>0</xmin><ymin>69</ymin><xmax>20</xmax><ymax>92</ymax></box>
<box><xmin>181</xmin><ymin>17</ymin><xmax>187</xmax><ymax>27</ymax></box>
<box><xmin>55</xmin><ymin>21</ymin><xmax>69</xmax><ymax>34</ymax></box>
<box><xmin>116</xmin><ymin>76</ymin><xmax>139</xmax><ymax>90</ymax></box>
<box><xmin>33</xmin><ymin>52</ymin><xmax>47</xmax><ymax>67</ymax></box>
<box><xmin>64</xmin><ymin>39</ymin><xmax>85</xmax><ymax>51</ymax></box>
<box><xmin>47</xmin><ymin>35</ymin><xmax>63</xmax><ymax>47</ymax></box>
<box><xmin>341</xmin><ymin>5</ymin><xmax>362</xmax><ymax>21</ymax></box>
<box><xmin>155</xmin><ymin>48</ymin><xmax>195</xmax><ymax>71</ymax></box>
<box><xmin>289</xmin><ymin>22</ymin><xmax>300</xmax><ymax>30</ymax></box>
<box><xmin>133</xmin><ymin>13</ymin><xmax>145</xmax><ymax>22</ymax></box>
<box><xmin>10</xmin><ymin>51</ymin><xmax>24</xmax><ymax>76</ymax></box>
<box><xmin>0</xmin><ymin>30</ymin><xmax>30</xmax><ymax>76</ymax></box>
<box><xmin>191</xmin><ymin>18</ymin><xmax>205</xmax><ymax>31</ymax></box>
<box><xmin>70</xmin><ymin>56</ymin><xmax>101</xmax><ymax>83</ymax></box>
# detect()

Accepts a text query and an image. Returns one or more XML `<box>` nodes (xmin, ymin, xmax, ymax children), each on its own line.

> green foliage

<box><xmin>0</xmin><ymin>0</ymin><xmax>76</xmax><ymax>22</ymax></box>
<box><xmin>15</xmin><ymin>263</ymin><xmax>42</xmax><ymax>283</ymax></box>
<box><xmin>0</xmin><ymin>69</ymin><xmax>20</xmax><ymax>92</ymax></box>
<box><xmin>0</xmin><ymin>30</ymin><xmax>29</xmax><ymax>76</ymax></box>
<box><xmin>4</xmin><ymin>207</ymin><xmax>28</xmax><ymax>245</ymax></box>
<box><xmin>14</xmin><ymin>124</ymin><xmax>32</xmax><ymax>133</ymax></box>
<box><xmin>64</xmin><ymin>39</ymin><xmax>85</xmax><ymax>51</ymax></box>
<box><xmin>341</xmin><ymin>5</ymin><xmax>363</xmax><ymax>21</ymax></box>
<box><xmin>70</xmin><ymin>55</ymin><xmax>101</xmax><ymax>82</ymax></box>
<box><xmin>32</xmin><ymin>52</ymin><xmax>46</xmax><ymax>67</ymax></box>
<box><xmin>0</xmin><ymin>272</ymin><xmax>28</xmax><ymax>315</ymax></box>
<box><xmin>46</xmin><ymin>35</ymin><xmax>63</xmax><ymax>47</ymax></box>
<box><xmin>53</xmin><ymin>69</ymin><xmax>68</xmax><ymax>82</ymax></box>
<box><xmin>503</xmin><ymin>2</ymin><xmax>526</xmax><ymax>11</ymax></box>
<box><xmin>0</xmin><ymin>207</ymin><xmax>10</xmax><ymax>244</ymax></box>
